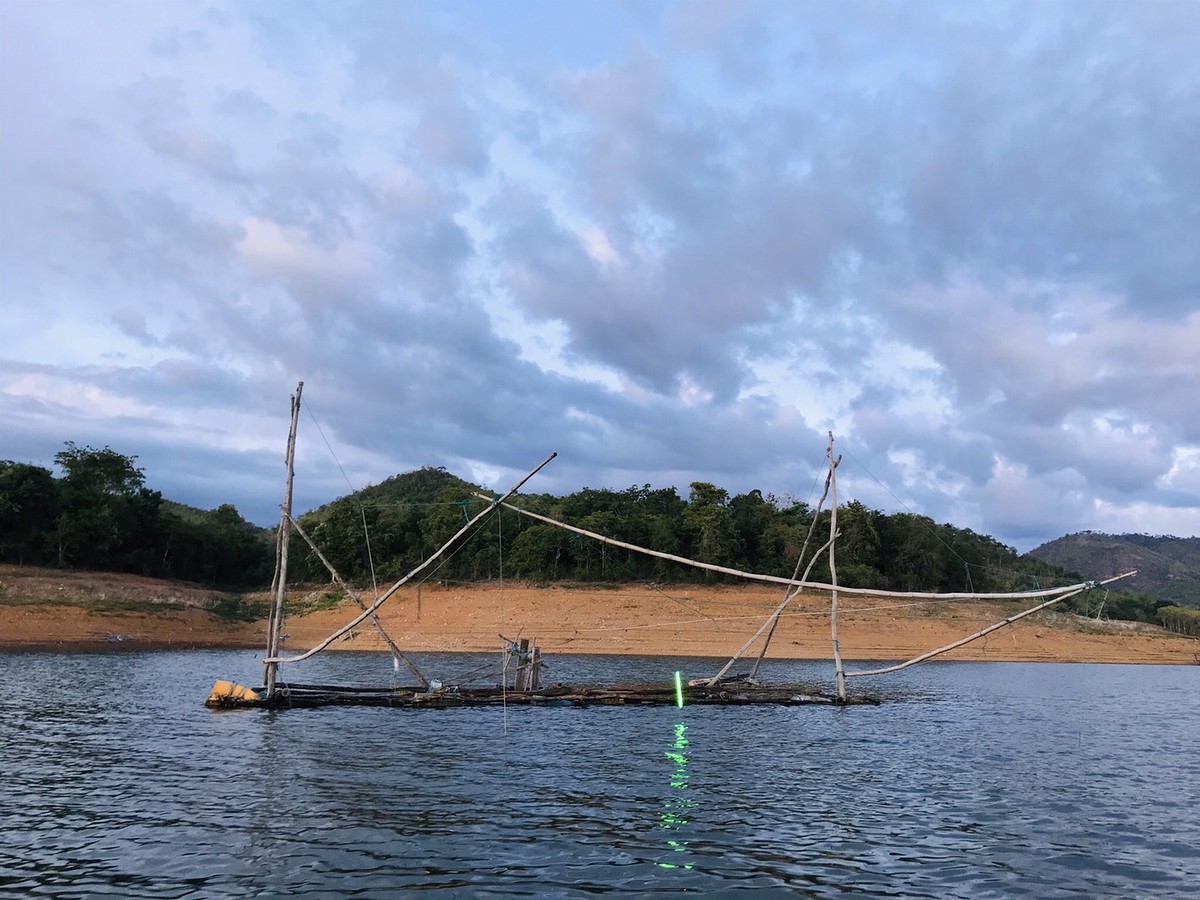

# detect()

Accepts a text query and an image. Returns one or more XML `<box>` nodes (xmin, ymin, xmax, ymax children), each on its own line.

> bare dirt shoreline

<box><xmin>1</xmin><ymin>564</ymin><xmax>1197</xmax><ymax>665</ymax></box>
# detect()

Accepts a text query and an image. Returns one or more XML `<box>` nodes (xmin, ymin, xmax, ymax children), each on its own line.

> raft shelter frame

<box><xmin>210</xmin><ymin>383</ymin><xmax>1135</xmax><ymax>710</ymax></box>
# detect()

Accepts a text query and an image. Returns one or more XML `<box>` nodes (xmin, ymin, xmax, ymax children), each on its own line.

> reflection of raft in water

<box><xmin>206</xmin><ymin>679</ymin><xmax>879</xmax><ymax>710</ymax></box>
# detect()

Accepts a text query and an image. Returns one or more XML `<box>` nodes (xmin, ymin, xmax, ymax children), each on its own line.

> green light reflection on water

<box><xmin>657</xmin><ymin>720</ymin><xmax>696</xmax><ymax>870</ymax></box>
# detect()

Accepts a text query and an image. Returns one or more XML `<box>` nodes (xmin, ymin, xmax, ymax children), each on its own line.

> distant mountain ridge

<box><xmin>1028</xmin><ymin>532</ymin><xmax>1200</xmax><ymax>607</ymax></box>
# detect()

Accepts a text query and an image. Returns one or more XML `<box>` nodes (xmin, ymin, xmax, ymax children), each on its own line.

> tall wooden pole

<box><xmin>827</xmin><ymin>432</ymin><xmax>847</xmax><ymax>702</ymax></box>
<box><xmin>264</xmin><ymin>381</ymin><xmax>303</xmax><ymax>698</ymax></box>
<box><xmin>704</xmin><ymin>533</ymin><xmax>834</xmax><ymax>686</ymax></box>
<box><xmin>746</xmin><ymin>454</ymin><xmax>837</xmax><ymax>681</ymax></box>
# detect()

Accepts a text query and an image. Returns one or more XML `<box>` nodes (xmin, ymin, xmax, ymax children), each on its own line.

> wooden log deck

<box><xmin>206</xmin><ymin>681</ymin><xmax>880</xmax><ymax>710</ymax></box>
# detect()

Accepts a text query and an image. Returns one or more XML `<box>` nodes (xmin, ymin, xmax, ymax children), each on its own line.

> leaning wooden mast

<box><xmin>826</xmin><ymin>431</ymin><xmax>847</xmax><ymax>702</ymax></box>
<box><xmin>264</xmin><ymin>380</ymin><xmax>303</xmax><ymax>699</ymax></box>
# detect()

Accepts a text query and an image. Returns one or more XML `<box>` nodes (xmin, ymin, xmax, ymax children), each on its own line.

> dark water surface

<box><xmin>1</xmin><ymin>651</ymin><xmax>1196</xmax><ymax>897</ymax></box>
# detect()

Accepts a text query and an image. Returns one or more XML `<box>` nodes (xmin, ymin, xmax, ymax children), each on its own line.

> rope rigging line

<box><xmin>409</xmin><ymin>508</ymin><xmax>500</xmax><ymax>589</ymax></box>
<box><xmin>303</xmin><ymin>400</ymin><xmax>380</xmax><ymax>597</ymax></box>
<box><xmin>284</xmin><ymin>512</ymin><xmax>427</xmax><ymax>687</ymax></box>
<box><xmin>538</xmin><ymin>595</ymin><xmax>1042</xmax><ymax>637</ymax></box>
<box><xmin>355</xmin><ymin>593</ymin><xmax>1056</xmax><ymax>661</ymax></box>
<box><xmin>482</xmin><ymin>493</ymin><xmax>1098</xmax><ymax>602</ymax></box>
<box><xmin>844</xmin><ymin>573</ymin><xmax>1135</xmax><ymax>677</ymax></box>
<box><xmin>749</xmin><ymin>450</ymin><xmax>840</xmax><ymax>679</ymax></box>
<box><xmin>265</xmin><ymin>451</ymin><xmax>557</xmax><ymax>665</ymax></box>
<box><xmin>352</xmin><ymin>499</ymin><xmax>495</xmax><ymax>509</ymax></box>
<box><xmin>646</xmin><ymin>583</ymin><xmax>714</xmax><ymax>621</ymax></box>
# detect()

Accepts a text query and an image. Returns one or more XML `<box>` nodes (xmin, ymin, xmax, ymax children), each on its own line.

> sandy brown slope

<box><xmin>3</xmin><ymin>566</ymin><xmax>1197</xmax><ymax>665</ymax></box>
<box><xmin>0</xmin><ymin>564</ymin><xmax>263</xmax><ymax>650</ymax></box>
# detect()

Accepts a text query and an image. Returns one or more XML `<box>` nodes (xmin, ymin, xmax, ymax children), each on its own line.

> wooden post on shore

<box><xmin>264</xmin><ymin>381</ymin><xmax>303</xmax><ymax>699</ymax></box>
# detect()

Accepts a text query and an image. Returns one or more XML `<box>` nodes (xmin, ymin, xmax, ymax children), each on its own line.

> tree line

<box><xmin>4</xmin><ymin>448</ymin><xmax>1177</xmax><ymax>629</ymax></box>
<box><xmin>0</xmin><ymin>445</ymin><xmax>272</xmax><ymax>586</ymax></box>
<box><xmin>1158</xmin><ymin>605</ymin><xmax>1200</xmax><ymax>637</ymax></box>
<box><xmin>288</xmin><ymin>466</ymin><xmax>1074</xmax><ymax>598</ymax></box>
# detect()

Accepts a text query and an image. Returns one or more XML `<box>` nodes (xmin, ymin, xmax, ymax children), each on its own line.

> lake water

<box><xmin>1</xmin><ymin>650</ymin><xmax>1197</xmax><ymax>897</ymax></box>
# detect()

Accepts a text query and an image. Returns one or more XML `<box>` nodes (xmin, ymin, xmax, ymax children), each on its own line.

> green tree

<box><xmin>728</xmin><ymin>489</ymin><xmax>777</xmax><ymax>572</ymax></box>
<box><xmin>508</xmin><ymin>524</ymin><xmax>571</xmax><ymax>581</ymax></box>
<box><xmin>53</xmin><ymin>443</ymin><xmax>162</xmax><ymax>571</ymax></box>
<box><xmin>836</xmin><ymin>500</ymin><xmax>886</xmax><ymax>588</ymax></box>
<box><xmin>576</xmin><ymin>510</ymin><xmax>621</xmax><ymax>580</ymax></box>
<box><xmin>683</xmin><ymin>482</ymin><xmax>737</xmax><ymax>575</ymax></box>
<box><xmin>159</xmin><ymin>503</ymin><xmax>271</xmax><ymax>586</ymax></box>
<box><xmin>55</xmin><ymin>442</ymin><xmax>146</xmax><ymax>495</ymax></box>
<box><xmin>1159</xmin><ymin>605</ymin><xmax>1200</xmax><ymax>636</ymax></box>
<box><xmin>0</xmin><ymin>461</ymin><xmax>60</xmax><ymax>564</ymax></box>
<box><xmin>633</xmin><ymin>486</ymin><xmax>687</xmax><ymax>580</ymax></box>
<box><xmin>877</xmin><ymin>513</ymin><xmax>946</xmax><ymax>591</ymax></box>
<box><xmin>207</xmin><ymin>504</ymin><xmax>272</xmax><ymax>585</ymax></box>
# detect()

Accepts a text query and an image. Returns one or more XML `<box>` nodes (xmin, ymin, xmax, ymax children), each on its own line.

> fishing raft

<box><xmin>207</xmin><ymin>680</ymin><xmax>877</xmax><ymax>710</ymax></box>
<box><xmin>206</xmin><ymin>382</ymin><xmax>1132</xmax><ymax>712</ymax></box>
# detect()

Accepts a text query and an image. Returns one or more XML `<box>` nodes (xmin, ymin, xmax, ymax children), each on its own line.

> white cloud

<box><xmin>1093</xmin><ymin>499</ymin><xmax>1200</xmax><ymax>540</ymax></box>
<box><xmin>580</xmin><ymin>225</ymin><xmax>621</xmax><ymax>266</ymax></box>
<box><xmin>1159</xmin><ymin>447</ymin><xmax>1200</xmax><ymax>495</ymax></box>
<box><xmin>233</xmin><ymin>216</ymin><xmax>373</xmax><ymax>312</ymax></box>
<box><xmin>1</xmin><ymin>0</ymin><xmax>1196</xmax><ymax>550</ymax></box>
<box><xmin>5</xmin><ymin>373</ymin><xmax>152</xmax><ymax>420</ymax></box>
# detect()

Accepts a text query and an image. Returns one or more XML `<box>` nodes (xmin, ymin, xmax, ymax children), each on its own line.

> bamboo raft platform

<box><xmin>206</xmin><ymin>680</ymin><xmax>880</xmax><ymax>710</ymax></box>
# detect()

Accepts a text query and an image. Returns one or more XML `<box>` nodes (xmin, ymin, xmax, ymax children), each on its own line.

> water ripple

<box><xmin>0</xmin><ymin>652</ymin><xmax>1196</xmax><ymax>896</ymax></box>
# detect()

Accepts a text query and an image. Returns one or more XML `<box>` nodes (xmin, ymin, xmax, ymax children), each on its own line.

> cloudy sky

<box><xmin>2</xmin><ymin>0</ymin><xmax>1198</xmax><ymax>552</ymax></box>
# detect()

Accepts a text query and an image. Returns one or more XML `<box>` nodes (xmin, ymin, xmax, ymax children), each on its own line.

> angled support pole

<box><xmin>286</xmin><ymin>512</ymin><xmax>428</xmax><ymax>688</ymax></box>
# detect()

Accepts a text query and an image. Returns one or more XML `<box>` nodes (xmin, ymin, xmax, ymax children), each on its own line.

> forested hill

<box><xmin>1029</xmin><ymin>533</ymin><xmax>1200</xmax><ymax>607</ymax></box>
<box><xmin>0</xmin><ymin>446</ymin><xmax>273</xmax><ymax>587</ymax></box>
<box><xmin>290</xmin><ymin>466</ymin><xmax>1072</xmax><ymax>599</ymax></box>
<box><xmin>10</xmin><ymin>446</ymin><xmax>1184</xmax><ymax>625</ymax></box>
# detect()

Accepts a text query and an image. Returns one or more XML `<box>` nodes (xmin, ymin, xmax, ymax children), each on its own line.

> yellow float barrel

<box><xmin>207</xmin><ymin>680</ymin><xmax>234</xmax><ymax>704</ymax></box>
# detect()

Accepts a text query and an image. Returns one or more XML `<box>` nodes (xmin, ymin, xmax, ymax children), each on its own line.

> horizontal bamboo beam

<box><xmin>485</xmin><ymin>495</ymin><xmax>1119</xmax><ymax>602</ymax></box>
<box><xmin>845</xmin><ymin>570</ymin><xmax>1137</xmax><ymax>677</ymax></box>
